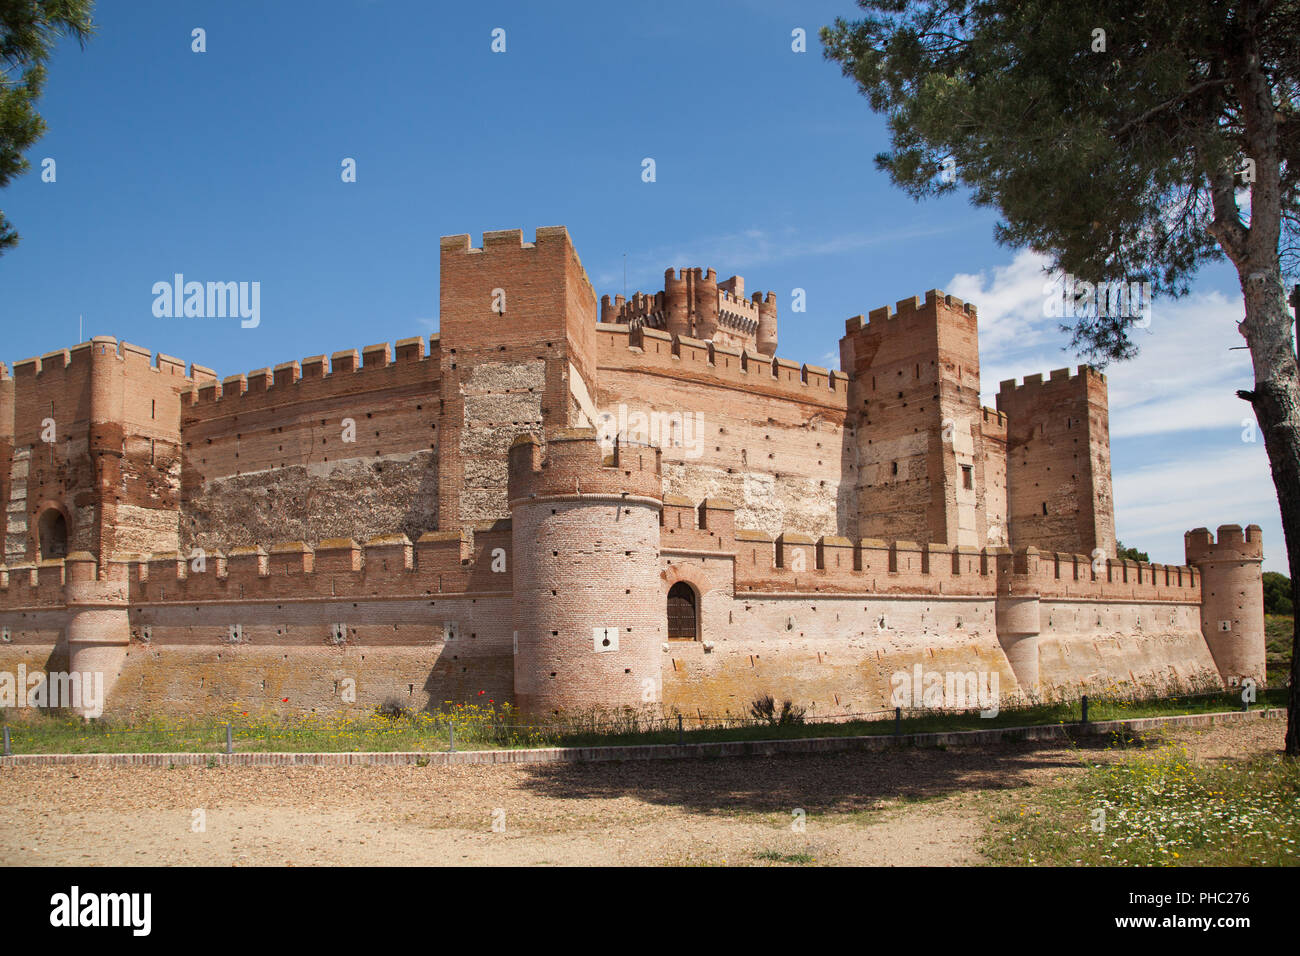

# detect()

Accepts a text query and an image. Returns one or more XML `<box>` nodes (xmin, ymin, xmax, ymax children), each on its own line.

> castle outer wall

<box><xmin>0</xmin><ymin>226</ymin><xmax>1266</xmax><ymax>719</ymax></box>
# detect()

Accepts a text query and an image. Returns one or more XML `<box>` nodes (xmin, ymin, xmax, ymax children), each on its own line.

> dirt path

<box><xmin>0</xmin><ymin>719</ymin><xmax>1283</xmax><ymax>866</ymax></box>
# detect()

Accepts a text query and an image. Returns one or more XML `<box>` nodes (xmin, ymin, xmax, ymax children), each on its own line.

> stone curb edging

<box><xmin>0</xmin><ymin>708</ymin><xmax>1284</xmax><ymax>769</ymax></box>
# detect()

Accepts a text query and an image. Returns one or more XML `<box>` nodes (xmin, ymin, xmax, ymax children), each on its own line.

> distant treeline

<box><xmin>1264</xmin><ymin>572</ymin><xmax>1293</xmax><ymax>617</ymax></box>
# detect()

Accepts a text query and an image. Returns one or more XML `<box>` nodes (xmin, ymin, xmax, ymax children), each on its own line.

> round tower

<box><xmin>757</xmin><ymin>291</ymin><xmax>778</xmax><ymax>356</ymax></box>
<box><xmin>664</xmin><ymin>268</ymin><xmax>688</xmax><ymax>339</ymax></box>
<box><xmin>1185</xmin><ymin>524</ymin><xmax>1266</xmax><ymax>686</ymax></box>
<box><xmin>994</xmin><ymin>547</ymin><xmax>1041</xmax><ymax>695</ymax></box>
<box><xmin>64</xmin><ymin>552</ymin><xmax>129</xmax><ymax>716</ymax></box>
<box><xmin>693</xmin><ymin>268</ymin><xmax>718</xmax><ymax>340</ymax></box>
<box><xmin>508</xmin><ymin>429</ymin><xmax>664</xmax><ymax>716</ymax></box>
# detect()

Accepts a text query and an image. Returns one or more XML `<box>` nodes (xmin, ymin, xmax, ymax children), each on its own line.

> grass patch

<box><xmin>896</xmin><ymin>791</ymin><xmax>948</xmax><ymax>805</ymax></box>
<box><xmin>1265</xmin><ymin>614</ymin><xmax>1294</xmax><ymax>681</ymax></box>
<box><xmin>984</xmin><ymin>744</ymin><xmax>1300</xmax><ymax>866</ymax></box>
<box><xmin>753</xmin><ymin>849</ymin><xmax>817</xmax><ymax>865</ymax></box>
<box><xmin>0</xmin><ymin>687</ymin><xmax>1288</xmax><ymax>755</ymax></box>
<box><xmin>0</xmin><ymin>703</ymin><xmax>547</xmax><ymax>755</ymax></box>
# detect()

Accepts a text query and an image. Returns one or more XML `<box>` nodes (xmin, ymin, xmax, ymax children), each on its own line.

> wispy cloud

<box><xmin>1113</xmin><ymin>452</ymin><xmax>1274</xmax><ymax>540</ymax></box>
<box><xmin>952</xmin><ymin>251</ymin><xmax>1253</xmax><ymax>439</ymax></box>
<box><xmin>947</xmin><ymin>249</ymin><xmax>1060</xmax><ymax>358</ymax></box>
<box><xmin>948</xmin><ymin>251</ymin><xmax>1282</xmax><ymax>568</ymax></box>
<box><xmin>591</xmin><ymin>223</ymin><xmax>962</xmax><ymax>290</ymax></box>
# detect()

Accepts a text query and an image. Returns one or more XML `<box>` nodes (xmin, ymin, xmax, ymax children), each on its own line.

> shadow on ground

<box><xmin>513</xmin><ymin>731</ymin><xmax>1155</xmax><ymax>817</ymax></box>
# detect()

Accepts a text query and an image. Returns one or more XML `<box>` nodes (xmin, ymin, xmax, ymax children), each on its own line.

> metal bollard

<box><xmin>226</xmin><ymin>722</ymin><xmax>233</xmax><ymax>755</ymax></box>
<box><xmin>894</xmin><ymin>706</ymin><xmax>902</xmax><ymax>737</ymax></box>
<box><xmin>1081</xmin><ymin>695</ymin><xmax>1089</xmax><ymax>726</ymax></box>
<box><xmin>677</xmin><ymin>713</ymin><xmax>684</xmax><ymax>746</ymax></box>
<box><xmin>448</xmin><ymin>720</ymin><xmax>456</xmax><ymax>753</ymax></box>
<box><xmin>2</xmin><ymin>725</ymin><xmax>9</xmax><ymax>757</ymax></box>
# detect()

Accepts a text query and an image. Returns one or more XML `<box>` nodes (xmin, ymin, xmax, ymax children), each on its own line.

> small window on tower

<box><xmin>961</xmin><ymin>465</ymin><xmax>973</xmax><ymax>490</ymax></box>
<box><xmin>891</xmin><ymin>461</ymin><xmax>899</xmax><ymax>476</ymax></box>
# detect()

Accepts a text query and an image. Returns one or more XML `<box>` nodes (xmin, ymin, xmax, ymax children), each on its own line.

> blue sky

<box><xmin>1</xmin><ymin>0</ymin><xmax>1281</xmax><ymax>570</ymax></box>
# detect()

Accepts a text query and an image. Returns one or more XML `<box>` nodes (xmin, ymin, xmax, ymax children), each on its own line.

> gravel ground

<box><xmin>0</xmin><ymin>719</ymin><xmax>1284</xmax><ymax>866</ymax></box>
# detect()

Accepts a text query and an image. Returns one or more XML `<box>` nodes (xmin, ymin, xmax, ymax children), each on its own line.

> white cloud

<box><xmin>1110</xmin><ymin>447</ymin><xmax>1283</xmax><ymax>571</ymax></box>
<box><xmin>1113</xmin><ymin>452</ymin><xmax>1274</xmax><ymax>539</ymax></box>
<box><xmin>951</xmin><ymin>252</ymin><xmax>1285</xmax><ymax>570</ymax></box>
<box><xmin>947</xmin><ymin>249</ymin><xmax>1059</xmax><ymax>358</ymax></box>
<box><xmin>953</xmin><ymin>252</ymin><xmax>1254</xmax><ymax>439</ymax></box>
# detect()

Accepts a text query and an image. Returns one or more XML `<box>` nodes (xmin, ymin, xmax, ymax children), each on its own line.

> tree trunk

<box><xmin>1235</xmin><ymin>269</ymin><xmax>1300</xmax><ymax>756</ymax></box>
<box><xmin>1218</xmin><ymin>9</ymin><xmax>1297</xmax><ymax>755</ymax></box>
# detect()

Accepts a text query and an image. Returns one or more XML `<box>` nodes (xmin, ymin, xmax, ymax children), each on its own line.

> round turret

<box><xmin>1185</xmin><ymin>524</ymin><xmax>1266</xmax><ymax>686</ymax></box>
<box><xmin>757</xmin><ymin>291</ymin><xmax>778</xmax><ymax>356</ymax></box>
<box><xmin>507</xmin><ymin>430</ymin><xmax>664</xmax><ymax>715</ymax></box>
<box><xmin>664</xmin><ymin>268</ymin><xmax>688</xmax><ymax>339</ymax></box>
<box><xmin>693</xmin><ymin>268</ymin><xmax>718</xmax><ymax>340</ymax></box>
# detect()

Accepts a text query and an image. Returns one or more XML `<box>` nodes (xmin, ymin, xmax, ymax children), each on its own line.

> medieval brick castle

<box><xmin>0</xmin><ymin>226</ymin><xmax>1266</xmax><ymax>717</ymax></box>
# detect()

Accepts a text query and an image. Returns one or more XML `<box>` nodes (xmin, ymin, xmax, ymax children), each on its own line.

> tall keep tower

<box><xmin>437</xmin><ymin>227</ymin><xmax>602</xmax><ymax>530</ymax></box>
<box><xmin>996</xmin><ymin>367</ymin><xmax>1115</xmax><ymax>557</ymax></box>
<box><xmin>841</xmin><ymin>291</ymin><xmax>988</xmax><ymax>548</ymax></box>
<box><xmin>2</xmin><ymin>337</ymin><xmax>200</xmax><ymax>566</ymax></box>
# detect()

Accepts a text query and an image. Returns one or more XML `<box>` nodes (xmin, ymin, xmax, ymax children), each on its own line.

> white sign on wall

<box><xmin>593</xmin><ymin>626</ymin><xmax>619</xmax><ymax>652</ymax></box>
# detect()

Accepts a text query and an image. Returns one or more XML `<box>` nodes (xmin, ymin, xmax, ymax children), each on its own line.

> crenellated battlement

<box><xmin>181</xmin><ymin>335</ymin><xmax>439</xmax><ymax>410</ymax></box>
<box><xmin>9</xmin><ymin>336</ymin><xmax>213</xmax><ymax>385</ymax></box>
<box><xmin>507</xmin><ymin>428</ymin><xmax>662</xmax><ymax>504</ymax></box>
<box><xmin>1185</xmin><ymin>523</ymin><xmax>1265</xmax><ymax>564</ymax></box>
<box><xmin>601</xmin><ymin>290</ymin><xmax>667</xmax><ymax>327</ymax></box>
<box><xmin>0</xmin><ymin>524</ymin><xmax>508</xmax><ymax>606</ymax></box>
<box><xmin>718</xmin><ymin>288</ymin><xmax>761</xmax><ymax>313</ymax></box>
<box><xmin>997</xmin><ymin>364</ymin><xmax>1106</xmax><ymax>396</ymax></box>
<box><xmin>595</xmin><ymin>322</ymin><xmax>848</xmax><ymax>407</ymax></box>
<box><xmin>995</xmin><ymin>546</ymin><xmax>1200</xmax><ymax>600</ymax></box>
<box><xmin>599</xmin><ymin>266</ymin><xmax>776</xmax><ymax>355</ymax></box>
<box><xmin>439</xmin><ymin>225</ymin><xmax>575</xmax><ymax>256</ymax></box>
<box><xmin>121</xmin><ymin>531</ymin><xmax>482</xmax><ymax>598</ymax></box>
<box><xmin>844</xmin><ymin>288</ymin><xmax>978</xmax><ymax>336</ymax></box>
<box><xmin>724</xmin><ymin>534</ymin><xmax>1198</xmax><ymax>600</ymax></box>
<box><xmin>981</xmin><ymin>406</ymin><xmax>1008</xmax><ymax>439</ymax></box>
<box><xmin>90</xmin><ymin>531</ymin><xmax>502</xmax><ymax>603</ymax></box>
<box><xmin>657</xmin><ymin>490</ymin><xmax>1200</xmax><ymax>603</ymax></box>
